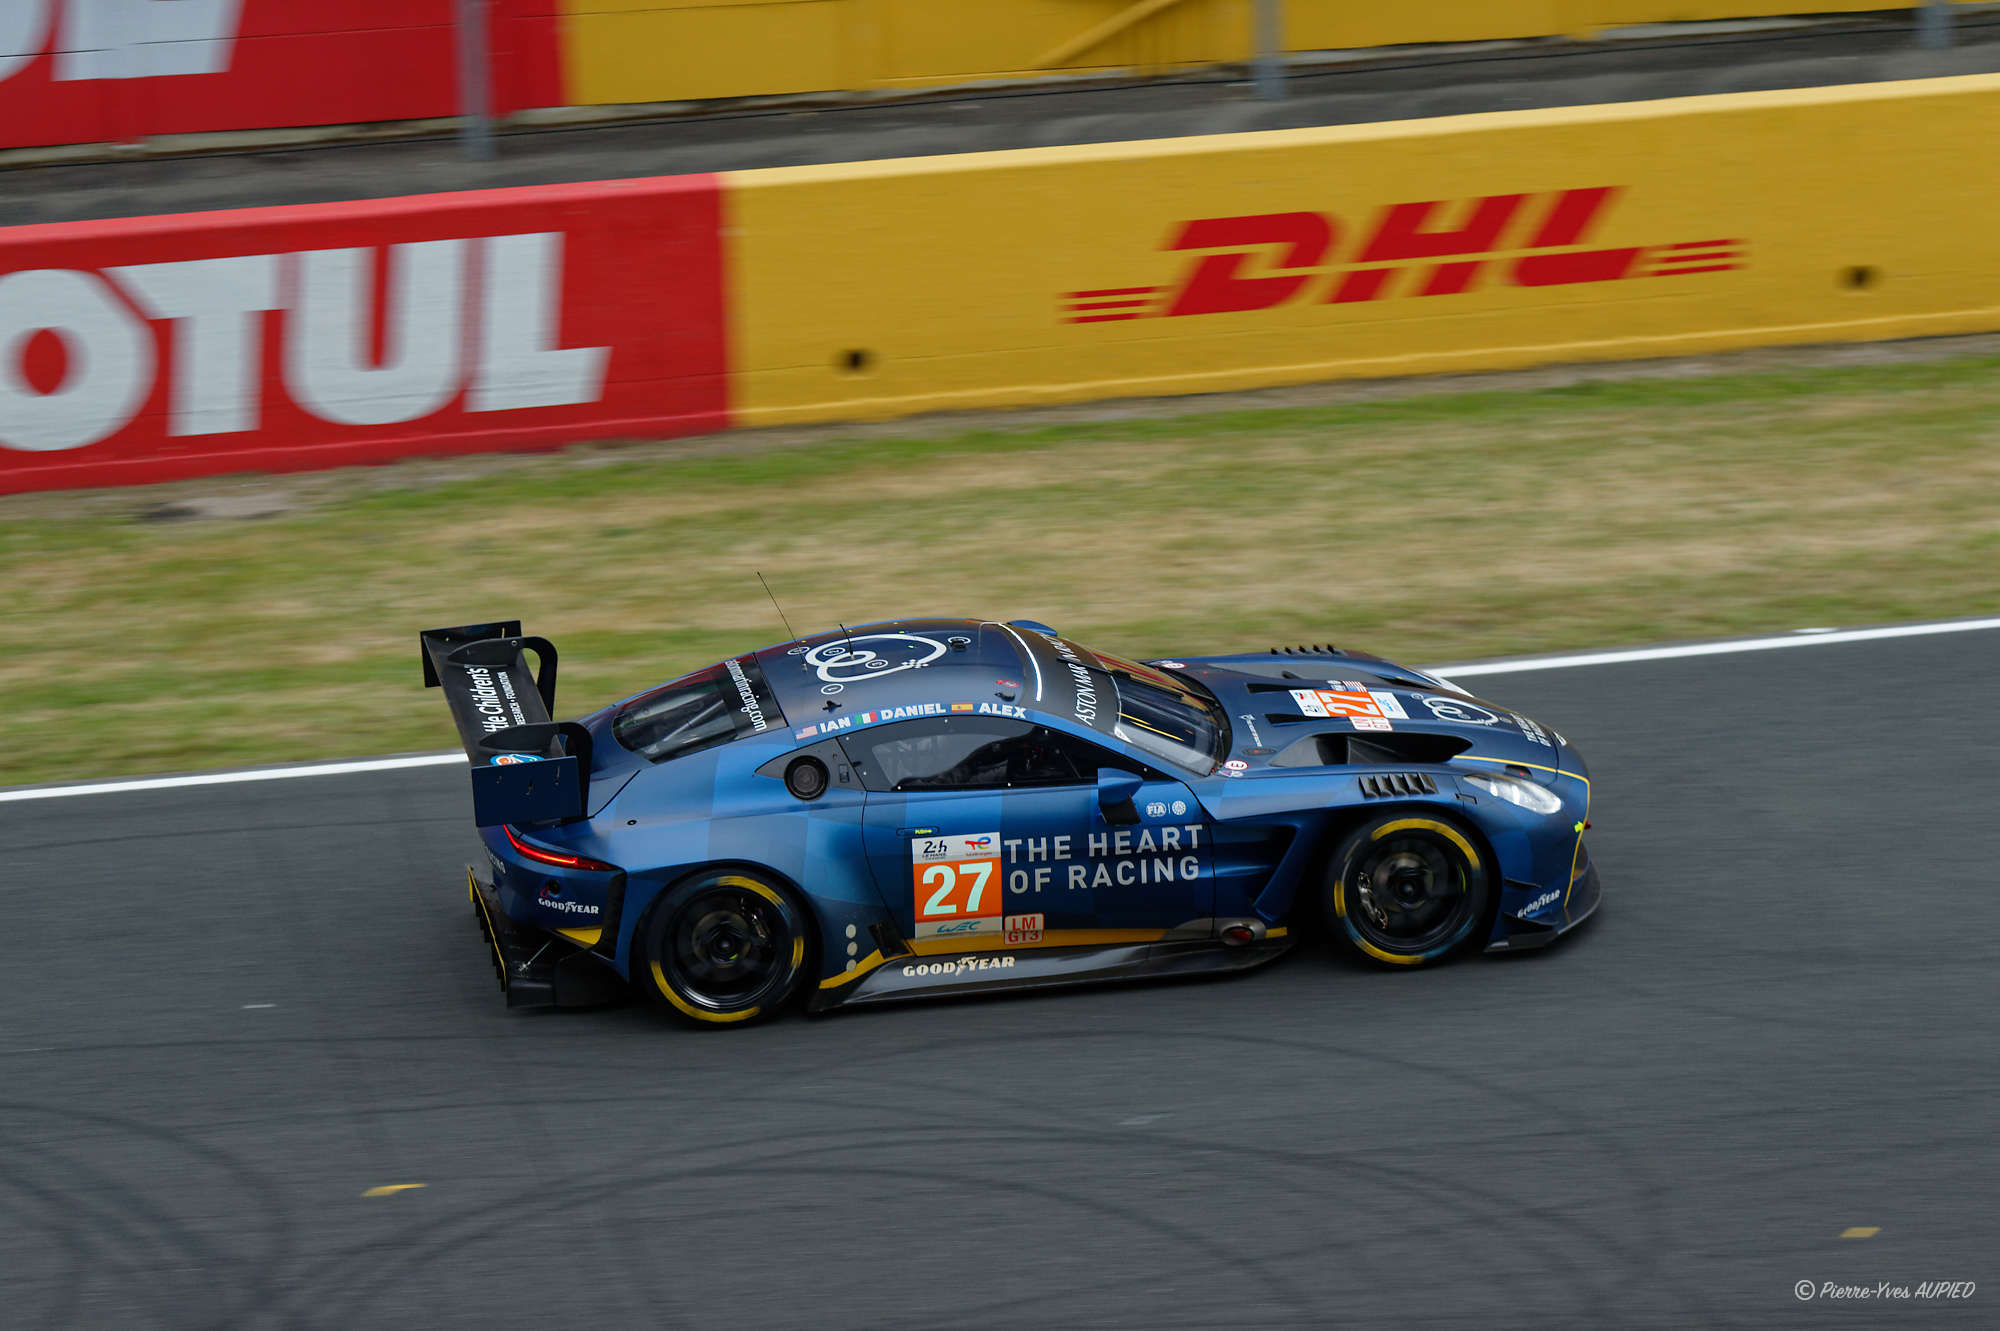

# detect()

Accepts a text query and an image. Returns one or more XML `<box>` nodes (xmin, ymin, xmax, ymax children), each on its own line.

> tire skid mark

<box><xmin>262</xmin><ymin>1099</ymin><xmax>1632</xmax><ymax>1329</ymax></box>
<box><xmin>263</xmin><ymin>1120</ymin><xmax>1324</xmax><ymax>1328</ymax></box>
<box><xmin>836</xmin><ymin>1024</ymin><xmax>1706</xmax><ymax>1325</ymax></box>
<box><xmin>1209</xmin><ymin>1026</ymin><xmax>1739</xmax><ymax>1329</ymax></box>
<box><xmin>0</xmin><ymin>1139</ymin><xmax>95</xmax><ymax>1329</ymax></box>
<box><xmin>219</xmin><ymin>1025</ymin><xmax>1653</xmax><ymax>1325</ymax></box>
<box><xmin>299</xmin><ymin>1155</ymin><xmax>1325</xmax><ymax>1331</ymax></box>
<box><xmin>0</xmin><ymin>1100</ymin><xmax>295</xmax><ymax>1331</ymax></box>
<box><xmin>467</xmin><ymin>1010</ymin><xmax>667</xmax><ymax>1331</ymax></box>
<box><xmin>264</xmin><ymin>1121</ymin><xmax>892</xmax><ymax>1322</ymax></box>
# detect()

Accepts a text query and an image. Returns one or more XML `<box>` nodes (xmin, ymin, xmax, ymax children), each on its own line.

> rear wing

<box><xmin>419</xmin><ymin>621</ymin><xmax>593</xmax><ymax>828</ymax></box>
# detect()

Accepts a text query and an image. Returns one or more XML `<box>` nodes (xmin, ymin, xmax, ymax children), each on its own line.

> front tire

<box><xmin>639</xmin><ymin>870</ymin><xmax>811</xmax><ymax>1026</ymax></box>
<box><xmin>1322</xmin><ymin>813</ymin><xmax>1492</xmax><ymax>967</ymax></box>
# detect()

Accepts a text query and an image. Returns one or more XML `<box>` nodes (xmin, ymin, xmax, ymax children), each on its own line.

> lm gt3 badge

<box><xmin>1004</xmin><ymin>913</ymin><xmax>1045</xmax><ymax>944</ymax></box>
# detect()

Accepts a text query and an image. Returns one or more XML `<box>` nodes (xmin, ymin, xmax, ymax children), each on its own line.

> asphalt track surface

<box><xmin>5</xmin><ymin>626</ymin><xmax>1996</xmax><ymax>1329</ymax></box>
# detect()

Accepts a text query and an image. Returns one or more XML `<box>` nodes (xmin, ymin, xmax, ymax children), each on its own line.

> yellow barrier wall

<box><xmin>1290</xmin><ymin>2</ymin><xmax>1907</xmax><ymax>49</ymax></box>
<box><xmin>722</xmin><ymin>74</ymin><xmax>2000</xmax><ymax>426</ymax></box>
<box><xmin>560</xmin><ymin>1</ymin><xmax>1949</xmax><ymax>105</ymax></box>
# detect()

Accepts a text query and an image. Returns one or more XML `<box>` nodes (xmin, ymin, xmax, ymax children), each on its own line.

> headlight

<box><xmin>1462</xmin><ymin>771</ymin><xmax>1563</xmax><ymax>815</ymax></box>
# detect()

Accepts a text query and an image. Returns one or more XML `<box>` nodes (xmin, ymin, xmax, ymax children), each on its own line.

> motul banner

<box><xmin>0</xmin><ymin>176</ymin><xmax>728</xmax><ymax>493</ymax></box>
<box><xmin>0</xmin><ymin>0</ymin><xmax>561</xmax><ymax>150</ymax></box>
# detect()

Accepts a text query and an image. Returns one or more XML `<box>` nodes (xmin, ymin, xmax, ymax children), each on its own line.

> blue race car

<box><xmin>421</xmin><ymin>617</ymin><xmax>1597</xmax><ymax>1026</ymax></box>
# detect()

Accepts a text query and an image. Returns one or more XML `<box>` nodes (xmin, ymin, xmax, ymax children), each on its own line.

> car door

<box><xmin>843</xmin><ymin>715</ymin><xmax>1214</xmax><ymax>948</ymax></box>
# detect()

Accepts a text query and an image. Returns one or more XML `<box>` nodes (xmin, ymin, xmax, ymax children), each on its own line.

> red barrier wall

<box><xmin>0</xmin><ymin>176</ymin><xmax>729</xmax><ymax>494</ymax></box>
<box><xmin>0</xmin><ymin>1</ymin><xmax>563</xmax><ymax>150</ymax></box>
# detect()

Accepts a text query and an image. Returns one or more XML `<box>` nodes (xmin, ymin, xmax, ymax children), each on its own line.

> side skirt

<box><xmin>816</xmin><ymin>937</ymin><xmax>1293</xmax><ymax>1011</ymax></box>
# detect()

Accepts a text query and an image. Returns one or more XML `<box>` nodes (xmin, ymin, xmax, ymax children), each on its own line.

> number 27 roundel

<box><xmin>912</xmin><ymin>832</ymin><xmax>1002</xmax><ymax>940</ymax></box>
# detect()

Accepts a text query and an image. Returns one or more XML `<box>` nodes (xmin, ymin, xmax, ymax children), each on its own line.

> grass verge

<box><xmin>6</xmin><ymin>352</ymin><xmax>1999</xmax><ymax>787</ymax></box>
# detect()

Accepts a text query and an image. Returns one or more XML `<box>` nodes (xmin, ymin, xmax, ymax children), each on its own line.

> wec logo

<box><xmin>1060</xmin><ymin>187</ymin><xmax>1744</xmax><ymax>323</ymax></box>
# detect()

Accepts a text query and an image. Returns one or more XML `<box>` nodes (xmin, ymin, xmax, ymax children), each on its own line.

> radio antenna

<box><xmin>756</xmin><ymin>572</ymin><xmax>802</xmax><ymax>655</ymax></box>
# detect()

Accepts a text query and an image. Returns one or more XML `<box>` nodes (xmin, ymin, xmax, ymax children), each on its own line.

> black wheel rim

<box><xmin>1345</xmin><ymin>833</ymin><xmax>1475</xmax><ymax>956</ymax></box>
<box><xmin>667</xmin><ymin>886</ymin><xmax>791</xmax><ymax>1011</ymax></box>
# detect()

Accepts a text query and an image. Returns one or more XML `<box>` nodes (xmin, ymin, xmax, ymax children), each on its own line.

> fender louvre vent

<box><xmin>1272</xmin><ymin>644</ymin><xmax>1340</xmax><ymax>655</ymax></box>
<box><xmin>1359</xmin><ymin>772</ymin><xmax>1437</xmax><ymax>798</ymax></box>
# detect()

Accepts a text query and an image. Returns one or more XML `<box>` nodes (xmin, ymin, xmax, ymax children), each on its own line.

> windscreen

<box><xmin>1085</xmin><ymin>648</ymin><xmax>1228</xmax><ymax>773</ymax></box>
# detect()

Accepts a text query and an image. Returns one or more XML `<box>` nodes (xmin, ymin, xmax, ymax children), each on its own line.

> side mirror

<box><xmin>1096</xmin><ymin>768</ymin><xmax>1143</xmax><ymax>825</ymax></box>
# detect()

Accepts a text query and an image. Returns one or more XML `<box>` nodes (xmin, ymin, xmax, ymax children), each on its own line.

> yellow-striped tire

<box><xmin>638</xmin><ymin>870</ymin><xmax>812</xmax><ymax>1028</ymax></box>
<box><xmin>1322</xmin><ymin>814</ymin><xmax>1492</xmax><ymax>968</ymax></box>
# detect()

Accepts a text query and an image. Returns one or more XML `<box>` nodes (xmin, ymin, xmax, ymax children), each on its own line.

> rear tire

<box><xmin>1322</xmin><ymin>813</ymin><xmax>1492</xmax><ymax>967</ymax></box>
<box><xmin>639</xmin><ymin>870</ymin><xmax>811</xmax><ymax>1027</ymax></box>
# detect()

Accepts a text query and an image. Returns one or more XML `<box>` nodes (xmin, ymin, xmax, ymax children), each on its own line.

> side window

<box><xmin>844</xmin><ymin>717</ymin><xmax>1130</xmax><ymax>793</ymax></box>
<box><xmin>611</xmin><ymin>669</ymin><xmax>735</xmax><ymax>763</ymax></box>
<box><xmin>611</xmin><ymin>655</ymin><xmax>786</xmax><ymax>764</ymax></box>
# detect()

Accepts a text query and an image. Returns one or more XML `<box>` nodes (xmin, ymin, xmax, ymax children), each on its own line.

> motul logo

<box><xmin>0</xmin><ymin>0</ymin><xmax>244</xmax><ymax>85</ymax></box>
<box><xmin>1060</xmin><ymin>187</ymin><xmax>1744</xmax><ymax>323</ymax></box>
<box><xmin>0</xmin><ymin>232</ymin><xmax>610</xmax><ymax>452</ymax></box>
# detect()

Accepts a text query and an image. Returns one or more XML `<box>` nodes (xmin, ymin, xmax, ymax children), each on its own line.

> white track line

<box><xmin>1426</xmin><ymin>615</ymin><xmax>2000</xmax><ymax>677</ymax></box>
<box><xmin>5</xmin><ymin>615</ymin><xmax>1998</xmax><ymax>805</ymax></box>
<box><xmin>0</xmin><ymin>753</ymin><xmax>465</xmax><ymax>804</ymax></box>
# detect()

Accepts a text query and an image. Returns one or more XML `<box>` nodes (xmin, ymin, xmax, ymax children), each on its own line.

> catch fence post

<box><xmin>1254</xmin><ymin>0</ymin><xmax>1286</xmax><ymax>100</ymax></box>
<box><xmin>1917</xmin><ymin>1</ymin><xmax>1952</xmax><ymax>50</ymax></box>
<box><xmin>456</xmin><ymin>0</ymin><xmax>496</xmax><ymax>160</ymax></box>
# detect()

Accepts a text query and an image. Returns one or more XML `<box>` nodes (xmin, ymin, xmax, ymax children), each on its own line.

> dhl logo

<box><xmin>1060</xmin><ymin>187</ymin><xmax>1743</xmax><ymax>323</ymax></box>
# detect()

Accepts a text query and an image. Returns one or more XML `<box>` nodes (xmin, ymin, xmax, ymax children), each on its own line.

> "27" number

<box><xmin>915</xmin><ymin>859</ymin><xmax>997</xmax><ymax>921</ymax></box>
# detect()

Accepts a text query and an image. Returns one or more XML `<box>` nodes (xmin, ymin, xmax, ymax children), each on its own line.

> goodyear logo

<box><xmin>1060</xmin><ymin>187</ymin><xmax>1743</xmax><ymax>323</ymax></box>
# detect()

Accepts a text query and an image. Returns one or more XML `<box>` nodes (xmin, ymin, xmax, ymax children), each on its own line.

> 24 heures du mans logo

<box><xmin>1060</xmin><ymin>187</ymin><xmax>1744</xmax><ymax>323</ymax></box>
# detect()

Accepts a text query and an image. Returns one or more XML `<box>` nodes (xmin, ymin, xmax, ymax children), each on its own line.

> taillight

<box><xmin>503</xmin><ymin>825</ymin><xmax>616</xmax><ymax>872</ymax></box>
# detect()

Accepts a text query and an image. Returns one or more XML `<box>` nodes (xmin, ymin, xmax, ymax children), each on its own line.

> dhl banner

<box><xmin>723</xmin><ymin>74</ymin><xmax>2000</xmax><ymax>425</ymax></box>
<box><xmin>5</xmin><ymin>75</ymin><xmax>2000</xmax><ymax>493</ymax></box>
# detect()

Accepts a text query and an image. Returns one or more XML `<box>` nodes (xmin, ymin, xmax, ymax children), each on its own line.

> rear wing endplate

<box><xmin>420</xmin><ymin>621</ymin><xmax>592</xmax><ymax>827</ymax></box>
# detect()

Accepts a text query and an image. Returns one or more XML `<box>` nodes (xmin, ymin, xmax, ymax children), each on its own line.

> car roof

<box><xmin>756</xmin><ymin>618</ymin><xmax>1034</xmax><ymax>724</ymax></box>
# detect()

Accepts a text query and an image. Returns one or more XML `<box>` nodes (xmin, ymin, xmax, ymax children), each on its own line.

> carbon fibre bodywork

<box><xmin>422</xmin><ymin>617</ymin><xmax>1598</xmax><ymax>1014</ymax></box>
